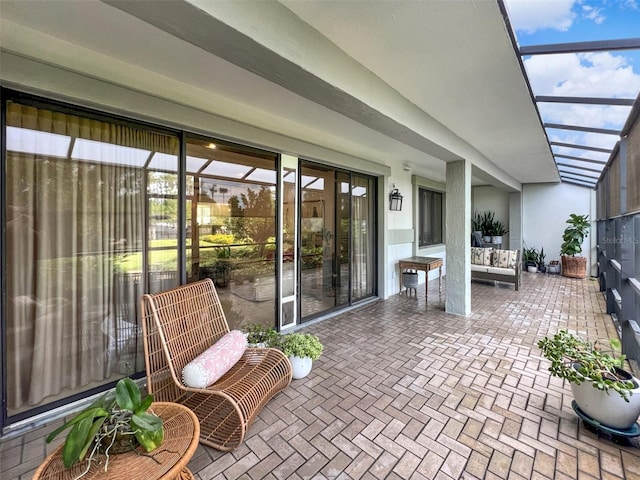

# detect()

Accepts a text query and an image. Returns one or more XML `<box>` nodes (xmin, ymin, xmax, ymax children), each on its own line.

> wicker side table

<box><xmin>33</xmin><ymin>402</ymin><xmax>199</xmax><ymax>480</ymax></box>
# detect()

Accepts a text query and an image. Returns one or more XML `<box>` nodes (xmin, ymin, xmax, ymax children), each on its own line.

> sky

<box><xmin>503</xmin><ymin>0</ymin><xmax>640</xmax><ymax>183</ymax></box>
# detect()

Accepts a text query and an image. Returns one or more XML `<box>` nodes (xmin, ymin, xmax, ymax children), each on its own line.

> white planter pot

<box><xmin>491</xmin><ymin>235</ymin><xmax>503</xmax><ymax>244</ymax></box>
<box><xmin>570</xmin><ymin>371</ymin><xmax>640</xmax><ymax>429</ymax></box>
<box><xmin>527</xmin><ymin>266</ymin><xmax>537</xmax><ymax>273</ymax></box>
<box><xmin>289</xmin><ymin>355</ymin><xmax>313</xmax><ymax>379</ymax></box>
<box><xmin>483</xmin><ymin>236</ymin><xmax>492</xmax><ymax>243</ymax></box>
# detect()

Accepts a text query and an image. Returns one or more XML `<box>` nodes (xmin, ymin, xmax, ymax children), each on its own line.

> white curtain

<box><xmin>5</xmin><ymin>102</ymin><xmax>176</xmax><ymax>414</ymax></box>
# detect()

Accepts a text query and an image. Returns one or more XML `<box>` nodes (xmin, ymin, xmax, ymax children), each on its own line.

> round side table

<box><xmin>33</xmin><ymin>402</ymin><xmax>200</xmax><ymax>480</ymax></box>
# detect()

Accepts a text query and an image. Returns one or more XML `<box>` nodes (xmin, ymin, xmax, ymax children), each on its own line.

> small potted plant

<box><xmin>560</xmin><ymin>214</ymin><xmax>590</xmax><ymax>278</ymax></box>
<box><xmin>46</xmin><ymin>378</ymin><xmax>164</xmax><ymax>474</ymax></box>
<box><xmin>242</xmin><ymin>323</ymin><xmax>281</xmax><ymax>348</ymax></box>
<box><xmin>537</xmin><ymin>330</ymin><xmax>640</xmax><ymax>429</ymax></box>
<box><xmin>280</xmin><ymin>332</ymin><xmax>324</xmax><ymax>379</ymax></box>
<box><xmin>491</xmin><ymin>220</ymin><xmax>508</xmax><ymax>245</ymax></box>
<box><xmin>537</xmin><ymin>247</ymin><xmax>546</xmax><ymax>273</ymax></box>
<box><xmin>480</xmin><ymin>211</ymin><xmax>495</xmax><ymax>243</ymax></box>
<box><xmin>213</xmin><ymin>246</ymin><xmax>234</xmax><ymax>288</ymax></box>
<box><xmin>548</xmin><ymin>259</ymin><xmax>560</xmax><ymax>274</ymax></box>
<box><xmin>522</xmin><ymin>246</ymin><xmax>539</xmax><ymax>273</ymax></box>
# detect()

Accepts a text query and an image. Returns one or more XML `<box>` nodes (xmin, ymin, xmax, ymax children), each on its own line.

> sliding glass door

<box><xmin>300</xmin><ymin>162</ymin><xmax>376</xmax><ymax>320</ymax></box>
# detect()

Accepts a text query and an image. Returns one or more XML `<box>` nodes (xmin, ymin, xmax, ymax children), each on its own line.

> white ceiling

<box><xmin>0</xmin><ymin>0</ymin><xmax>560</xmax><ymax>187</ymax></box>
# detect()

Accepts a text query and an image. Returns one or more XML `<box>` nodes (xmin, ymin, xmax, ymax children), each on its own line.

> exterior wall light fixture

<box><xmin>389</xmin><ymin>184</ymin><xmax>403</xmax><ymax>211</ymax></box>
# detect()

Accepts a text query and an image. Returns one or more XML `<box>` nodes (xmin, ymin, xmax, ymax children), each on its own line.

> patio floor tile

<box><xmin>3</xmin><ymin>272</ymin><xmax>640</xmax><ymax>479</ymax></box>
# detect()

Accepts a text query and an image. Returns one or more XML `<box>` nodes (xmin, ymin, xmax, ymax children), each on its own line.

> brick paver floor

<box><xmin>3</xmin><ymin>272</ymin><xmax>640</xmax><ymax>479</ymax></box>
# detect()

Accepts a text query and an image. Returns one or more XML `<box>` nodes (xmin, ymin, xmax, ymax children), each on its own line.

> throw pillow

<box><xmin>494</xmin><ymin>249</ymin><xmax>518</xmax><ymax>268</ymax></box>
<box><xmin>182</xmin><ymin>330</ymin><xmax>247</xmax><ymax>388</ymax></box>
<box><xmin>471</xmin><ymin>247</ymin><xmax>493</xmax><ymax>266</ymax></box>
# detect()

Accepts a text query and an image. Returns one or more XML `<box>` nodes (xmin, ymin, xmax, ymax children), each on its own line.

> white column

<box><xmin>509</xmin><ymin>192</ymin><xmax>523</xmax><ymax>253</ymax></box>
<box><xmin>445</xmin><ymin>160</ymin><xmax>471</xmax><ymax>316</ymax></box>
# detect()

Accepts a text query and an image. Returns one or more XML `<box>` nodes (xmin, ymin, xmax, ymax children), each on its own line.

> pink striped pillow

<box><xmin>182</xmin><ymin>330</ymin><xmax>247</xmax><ymax>388</ymax></box>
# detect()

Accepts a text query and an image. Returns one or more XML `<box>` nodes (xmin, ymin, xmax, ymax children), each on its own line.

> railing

<box><xmin>597</xmin><ymin>213</ymin><xmax>640</xmax><ymax>375</ymax></box>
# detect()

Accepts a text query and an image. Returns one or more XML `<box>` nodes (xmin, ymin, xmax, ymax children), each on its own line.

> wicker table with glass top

<box><xmin>33</xmin><ymin>402</ymin><xmax>199</xmax><ymax>480</ymax></box>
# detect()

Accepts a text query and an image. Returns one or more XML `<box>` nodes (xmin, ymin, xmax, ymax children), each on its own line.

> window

<box><xmin>4</xmin><ymin>98</ymin><xmax>180</xmax><ymax>419</ymax></box>
<box><xmin>419</xmin><ymin>188</ymin><xmax>443</xmax><ymax>247</ymax></box>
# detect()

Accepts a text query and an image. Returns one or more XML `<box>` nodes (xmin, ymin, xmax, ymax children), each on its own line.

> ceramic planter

<box><xmin>570</xmin><ymin>367</ymin><xmax>640</xmax><ymax>429</ymax></box>
<box><xmin>527</xmin><ymin>265</ymin><xmax>537</xmax><ymax>273</ymax></box>
<box><xmin>289</xmin><ymin>355</ymin><xmax>313</xmax><ymax>379</ymax></box>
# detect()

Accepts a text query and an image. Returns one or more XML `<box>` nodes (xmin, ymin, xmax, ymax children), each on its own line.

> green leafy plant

<box><xmin>537</xmin><ymin>247</ymin><xmax>546</xmax><ymax>267</ymax></box>
<box><xmin>46</xmin><ymin>378</ymin><xmax>163</xmax><ymax>472</ymax></box>
<box><xmin>480</xmin><ymin>211</ymin><xmax>495</xmax><ymax>237</ymax></box>
<box><xmin>242</xmin><ymin>323</ymin><xmax>281</xmax><ymax>347</ymax></box>
<box><xmin>471</xmin><ymin>210</ymin><xmax>483</xmax><ymax>233</ymax></box>
<box><xmin>560</xmin><ymin>214</ymin><xmax>590</xmax><ymax>256</ymax></box>
<box><xmin>281</xmin><ymin>333</ymin><xmax>324</xmax><ymax>360</ymax></box>
<box><xmin>522</xmin><ymin>246</ymin><xmax>539</xmax><ymax>266</ymax></box>
<box><xmin>492</xmin><ymin>220</ymin><xmax>508</xmax><ymax>236</ymax></box>
<box><xmin>537</xmin><ymin>330</ymin><xmax>635</xmax><ymax>401</ymax></box>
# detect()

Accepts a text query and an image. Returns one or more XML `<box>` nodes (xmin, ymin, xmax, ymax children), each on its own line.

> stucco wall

<box><xmin>522</xmin><ymin>183</ymin><xmax>594</xmax><ymax>272</ymax></box>
<box><xmin>472</xmin><ymin>185</ymin><xmax>510</xmax><ymax>248</ymax></box>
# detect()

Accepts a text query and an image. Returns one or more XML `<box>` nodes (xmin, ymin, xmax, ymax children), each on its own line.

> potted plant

<box><xmin>280</xmin><ymin>332</ymin><xmax>324</xmax><ymax>379</ymax></box>
<box><xmin>522</xmin><ymin>246</ymin><xmax>539</xmax><ymax>273</ymax></box>
<box><xmin>213</xmin><ymin>246</ymin><xmax>234</xmax><ymax>287</ymax></box>
<box><xmin>480</xmin><ymin>211</ymin><xmax>495</xmax><ymax>243</ymax></box>
<box><xmin>471</xmin><ymin>210</ymin><xmax>483</xmax><ymax>237</ymax></box>
<box><xmin>537</xmin><ymin>330</ymin><xmax>640</xmax><ymax>429</ymax></box>
<box><xmin>242</xmin><ymin>323</ymin><xmax>281</xmax><ymax>348</ymax></box>
<box><xmin>560</xmin><ymin>214</ymin><xmax>590</xmax><ymax>279</ymax></box>
<box><xmin>548</xmin><ymin>259</ymin><xmax>560</xmax><ymax>274</ymax></box>
<box><xmin>491</xmin><ymin>220</ymin><xmax>508</xmax><ymax>245</ymax></box>
<box><xmin>46</xmin><ymin>378</ymin><xmax>164</xmax><ymax>473</ymax></box>
<box><xmin>537</xmin><ymin>247</ymin><xmax>546</xmax><ymax>273</ymax></box>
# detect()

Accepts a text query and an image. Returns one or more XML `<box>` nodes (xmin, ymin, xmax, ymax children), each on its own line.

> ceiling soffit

<box><xmin>103</xmin><ymin>0</ymin><xmax>462</xmax><ymax>163</ymax></box>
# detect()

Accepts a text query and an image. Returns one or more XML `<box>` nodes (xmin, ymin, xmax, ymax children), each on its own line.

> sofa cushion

<box><xmin>493</xmin><ymin>249</ymin><xmax>518</xmax><ymax>268</ymax></box>
<box><xmin>471</xmin><ymin>247</ymin><xmax>493</xmax><ymax>266</ymax></box>
<box><xmin>470</xmin><ymin>265</ymin><xmax>488</xmax><ymax>273</ymax></box>
<box><xmin>486</xmin><ymin>266</ymin><xmax>516</xmax><ymax>276</ymax></box>
<box><xmin>182</xmin><ymin>330</ymin><xmax>247</xmax><ymax>388</ymax></box>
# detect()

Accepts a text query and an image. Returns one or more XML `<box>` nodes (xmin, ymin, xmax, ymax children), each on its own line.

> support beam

<box><xmin>555</xmin><ymin>154</ymin><xmax>607</xmax><ymax>165</ymax></box>
<box><xmin>544</xmin><ymin>123</ymin><xmax>620</xmax><ymax>136</ymax></box>
<box><xmin>557</xmin><ymin>170</ymin><xmax>600</xmax><ymax>180</ymax></box>
<box><xmin>556</xmin><ymin>163</ymin><xmax>604</xmax><ymax>174</ymax></box>
<box><xmin>562</xmin><ymin>179</ymin><xmax>596</xmax><ymax>188</ymax></box>
<box><xmin>536</xmin><ymin>96</ymin><xmax>634</xmax><ymax>106</ymax></box>
<box><xmin>550</xmin><ymin>141</ymin><xmax>612</xmax><ymax>153</ymax></box>
<box><xmin>445</xmin><ymin>160</ymin><xmax>471</xmax><ymax>317</ymax></box>
<box><xmin>520</xmin><ymin>38</ymin><xmax>640</xmax><ymax>55</ymax></box>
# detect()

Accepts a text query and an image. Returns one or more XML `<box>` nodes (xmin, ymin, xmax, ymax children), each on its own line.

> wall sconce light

<box><xmin>389</xmin><ymin>184</ymin><xmax>403</xmax><ymax>211</ymax></box>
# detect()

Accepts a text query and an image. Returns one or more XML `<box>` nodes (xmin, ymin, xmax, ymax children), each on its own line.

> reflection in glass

<box><xmin>300</xmin><ymin>164</ymin><xmax>336</xmax><ymax>318</ymax></box>
<box><xmin>185</xmin><ymin>138</ymin><xmax>277</xmax><ymax>331</ymax></box>
<box><xmin>352</xmin><ymin>175</ymin><xmax>375</xmax><ymax>300</ymax></box>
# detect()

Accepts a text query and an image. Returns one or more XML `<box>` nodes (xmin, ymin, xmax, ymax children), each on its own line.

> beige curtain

<box><xmin>5</xmin><ymin>102</ymin><xmax>177</xmax><ymax>414</ymax></box>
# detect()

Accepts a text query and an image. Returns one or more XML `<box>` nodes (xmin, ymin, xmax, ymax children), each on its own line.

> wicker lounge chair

<box><xmin>141</xmin><ymin>279</ymin><xmax>292</xmax><ymax>451</ymax></box>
